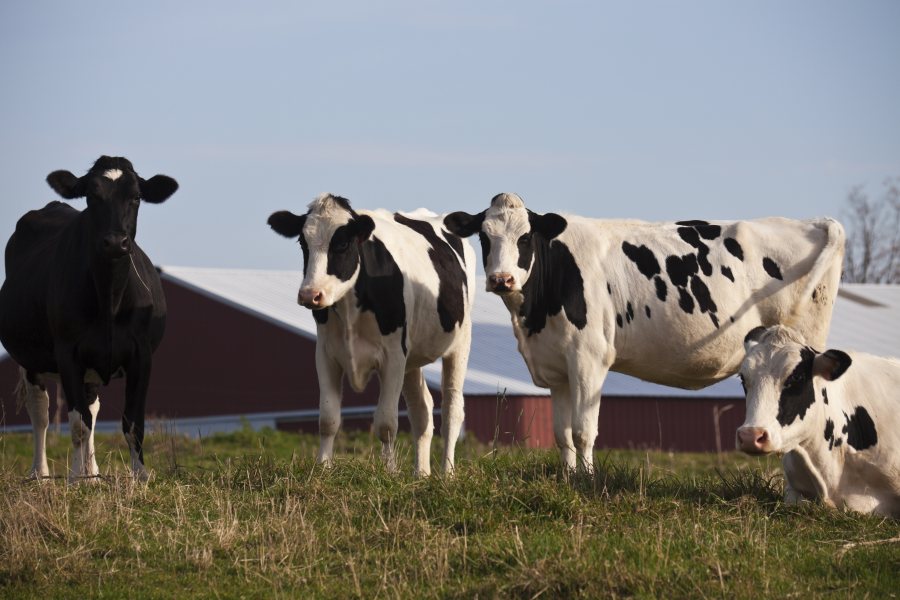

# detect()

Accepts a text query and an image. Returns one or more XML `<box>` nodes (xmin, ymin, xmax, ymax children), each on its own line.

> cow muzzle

<box><xmin>101</xmin><ymin>233</ymin><xmax>131</xmax><ymax>258</ymax></box>
<box><xmin>736</xmin><ymin>426</ymin><xmax>774</xmax><ymax>455</ymax></box>
<box><xmin>488</xmin><ymin>272</ymin><xmax>516</xmax><ymax>294</ymax></box>
<box><xmin>298</xmin><ymin>288</ymin><xmax>327</xmax><ymax>309</ymax></box>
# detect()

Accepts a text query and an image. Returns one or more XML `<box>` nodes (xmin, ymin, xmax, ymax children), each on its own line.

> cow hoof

<box><xmin>132</xmin><ymin>467</ymin><xmax>151</xmax><ymax>483</ymax></box>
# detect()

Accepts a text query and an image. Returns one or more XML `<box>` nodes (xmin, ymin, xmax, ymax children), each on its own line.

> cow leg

<box><xmin>783</xmin><ymin>449</ymin><xmax>829</xmax><ymax>505</ymax></box>
<box><xmin>17</xmin><ymin>369</ymin><xmax>50</xmax><ymax>479</ymax></box>
<box><xmin>57</xmin><ymin>359</ymin><xmax>97</xmax><ymax>483</ymax></box>
<box><xmin>551</xmin><ymin>384</ymin><xmax>576</xmax><ymax>472</ymax></box>
<box><xmin>123</xmin><ymin>353</ymin><xmax>151</xmax><ymax>482</ymax></box>
<box><xmin>373</xmin><ymin>355</ymin><xmax>405</xmax><ymax>474</ymax></box>
<box><xmin>315</xmin><ymin>346</ymin><xmax>344</xmax><ymax>467</ymax></box>
<box><xmin>440</xmin><ymin>341</ymin><xmax>469</xmax><ymax>475</ymax></box>
<box><xmin>571</xmin><ymin>366</ymin><xmax>609</xmax><ymax>474</ymax></box>
<box><xmin>402</xmin><ymin>368</ymin><xmax>433</xmax><ymax>477</ymax></box>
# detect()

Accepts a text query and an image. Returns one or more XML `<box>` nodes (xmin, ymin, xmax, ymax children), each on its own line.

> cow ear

<box><xmin>46</xmin><ymin>170</ymin><xmax>84</xmax><ymax>199</ymax></box>
<box><xmin>268</xmin><ymin>211</ymin><xmax>307</xmax><ymax>238</ymax></box>
<box><xmin>813</xmin><ymin>349</ymin><xmax>852</xmax><ymax>381</ymax></box>
<box><xmin>140</xmin><ymin>175</ymin><xmax>179</xmax><ymax>204</ymax></box>
<box><xmin>529</xmin><ymin>211</ymin><xmax>567</xmax><ymax>240</ymax></box>
<box><xmin>743</xmin><ymin>326</ymin><xmax>768</xmax><ymax>352</ymax></box>
<box><xmin>351</xmin><ymin>215</ymin><xmax>375</xmax><ymax>242</ymax></box>
<box><xmin>443</xmin><ymin>211</ymin><xmax>485</xmax><ymax>237</ymax></box>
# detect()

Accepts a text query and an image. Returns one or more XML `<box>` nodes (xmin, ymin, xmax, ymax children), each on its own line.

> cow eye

<box><xmin>518</xmin><ymin>233</ymin><xmax>532</xmax><ymax>246</ymax></box>
<box><xmin>333</xmin><ymin>241</ymin><xmax>349</xmax><ymax>252</ymax></box>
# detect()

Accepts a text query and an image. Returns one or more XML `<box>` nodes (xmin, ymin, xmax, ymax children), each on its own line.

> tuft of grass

<box><xmin>0</xmin><ymin>426</ymin><xmax>898</xmax><ymax>599</ymax></box>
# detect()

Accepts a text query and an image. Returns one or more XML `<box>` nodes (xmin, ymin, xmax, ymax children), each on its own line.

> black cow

<box><xmin>0</xmin><ymin>156</ymin><xmax>178</xmax><ymax>481</ymax></box>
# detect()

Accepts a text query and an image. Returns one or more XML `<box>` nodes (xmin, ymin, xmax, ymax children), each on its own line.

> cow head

<box><xmin>736</xmin><ymin>325</ymin><xmax>852</xmax><ymax>455</ymax></box>
<box><xmin>444</xmin><ymin>193</ymin><xmax>566</xmax><ymax>294</ymax></box>
<box><xmin>46</xmin><ymin>156</ymin><xmax>178</xmax><ymax>260</ymax></box>
<box><xmin>268</xmin><ymin>194</ymin><xmax>375</xmax><ymax>310</ymax></box>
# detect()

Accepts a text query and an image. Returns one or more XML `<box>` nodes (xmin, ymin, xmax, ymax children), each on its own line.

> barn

<box><xmin>1</xmin><ymin>266</ymin><xmax>897</xmax><ymax>453</ymax></box>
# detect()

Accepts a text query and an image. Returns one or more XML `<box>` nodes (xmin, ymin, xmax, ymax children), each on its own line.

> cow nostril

<box><xmin>313</xmin><ymin>292</ymin><xmax>324</xmax><ymax>305</ymax></box>
<box><xmin>756</xmin><ymin>430</ymin><xmax>769</xmax><ymax>445</ymax></box>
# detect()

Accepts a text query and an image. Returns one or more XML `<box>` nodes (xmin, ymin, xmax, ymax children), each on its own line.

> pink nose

<box><xmin>736</xmin><ymin>427</ymin><xmax>771</xmax><ymax>454</ymax></box>
<box><xmin>489</xmin><ymin>273</ymin><xmax>515</xmax><ymax>292</ymax></box>
<box><xmin>298</xmin><ymin>288</ymin><xmax>325</xmax><ymax>309</ymax></box>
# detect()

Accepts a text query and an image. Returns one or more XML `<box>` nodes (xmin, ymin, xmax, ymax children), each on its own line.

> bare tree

<box><xmin>842</xmin><ymin>177</ymin><xmax>900</xmax><ymax>283</ymax></box>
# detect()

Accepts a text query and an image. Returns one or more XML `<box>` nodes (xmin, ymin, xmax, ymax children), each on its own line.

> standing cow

<box><xmin>0</xmin><ymin>156</ymin><xmax>178</xmax><ymax>482</ymax></box>
<box><xmin>738</xmin><ymin>325</ymin><xmax>900</xmax><ymax>517</ymax></box>
<box><xmin>445</xmin><ymin>193</ymin><xmax>844</xmax><ymax>472</ymax></box>
<box><xmin>268</xmin><ymin>194</ymin><xmax>475</xmax><ymax>476</ymax></box>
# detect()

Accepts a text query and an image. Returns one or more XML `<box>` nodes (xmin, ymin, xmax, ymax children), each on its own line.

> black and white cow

<box><xmin>268</xmin><ymin>194</ymin><xmax>475</xmax><ymax>476</ymax></box>
<box><xmin>738</xmin><ymin>325</ymin><xmax>900</xmax><ymax>517</ymax></box>
<box><xmin>0</xmin><ymin>156</ymin><xmax>178</xmax><ymax>482</ymax></box>
<box><xmin>446</xmin><ymin>193</ymin><xmax>844</xmax><ymax>471</ymax></box>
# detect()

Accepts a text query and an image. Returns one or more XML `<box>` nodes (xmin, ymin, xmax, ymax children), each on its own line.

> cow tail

<box><xmin>787</xmin><ymin>218</ymin><xmax>846</xmax><ymax>325</ymax></box>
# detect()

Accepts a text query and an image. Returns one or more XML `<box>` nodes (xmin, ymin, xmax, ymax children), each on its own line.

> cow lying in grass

<box><xmin>738</xmin><ymin>325</ymin><xmax>900</xmax><ymax>518</ymax></box>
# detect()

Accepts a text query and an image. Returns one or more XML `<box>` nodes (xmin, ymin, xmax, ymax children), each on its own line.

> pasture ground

<box><xmin>0</xmin><ymin>424</ymin><xmax>898</xmax><ymax>599</ymax></box>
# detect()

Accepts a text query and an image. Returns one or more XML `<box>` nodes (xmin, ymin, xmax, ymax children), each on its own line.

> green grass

<box><xmin>1</xmin><ymin>424</ymin><xmax>898</xmax><ymax>599</ymax></box>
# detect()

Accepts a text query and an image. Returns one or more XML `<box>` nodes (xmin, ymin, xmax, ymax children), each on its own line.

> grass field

<box><xmin>1</xmin><ymin>424</ymin><xmax>898</xmax><ymax>599</ymax></box>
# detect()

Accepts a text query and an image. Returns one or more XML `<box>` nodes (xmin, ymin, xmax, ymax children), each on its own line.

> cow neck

<box><xmin>90</xmin><ymin>253</ymin><xmax>130</xmax><ymax>318</ymax></box>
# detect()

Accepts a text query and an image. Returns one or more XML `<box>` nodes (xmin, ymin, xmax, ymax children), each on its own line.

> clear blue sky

<box><xmin>1</xmin><ymin>1</ymin><xmax>898</xmax><ymax>281</ymax></box>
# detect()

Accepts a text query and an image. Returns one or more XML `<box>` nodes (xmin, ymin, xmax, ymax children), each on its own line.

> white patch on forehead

<box><xmin>103</xmin><ymin>169</ymin><xmax>123</xmax><ymax>181</ymax></box>
<box><xmin>303</xmin><ymin>193</ymin><xmax>354</xmax><ymax>247</ymax></box>
<box><xmin>484</xmin><ymin>194</ymin><xmax>530</xmax><ymax>238</ymax></box>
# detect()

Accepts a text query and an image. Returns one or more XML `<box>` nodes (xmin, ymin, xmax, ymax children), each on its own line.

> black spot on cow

<box><xmin>677</xmin><ymin>288</ymin><xmax>695</xmax><ymax>313</ymax></box>
<box><xmin>721</xmin><ymin>265</ymin><xmax>734</xmax><ymax>282</ymax></box>
<box><xmin>665</xmin><ymin>254</ymin><xmax>698</xmax><ymax>288</ymax></box>
<box><xmin>709</xmin><ymin>313</ymin><xmax>720</xmax><ymax>329</ymax></box>
<box><xmin>844</xmin><ymin>407</ymin><xmax>878</xmax><ymax>451</ymax></box>
<box><xmin>645</xmin><ymin>305</ymin><xmax>651</xmax><ymax>318</ymax></box>
<box><xmin>776</xmin><ymin>348</ymin><xmax>816</xmax><ymax>426</ymax></box>
<box><xmin>327</xmin><ymin>222</ymin><xmax>367</xmax><ymax>281</ymax></box>
<box><xmin>313</xmin><ymin>308</ymin><xmax>328</xmax><ymax>324</ymax></box>
<box><xmin>354</xmin><ymin>237</ymin><xmax>407</xmax><ymax>351</ymax></box>
<box><xmin>697</xmin><ymin>246</ymin><xmax>713</xmax><ymax>277</ymax></box>
<box><xmin>616</xmin><ymin>314</ymin><xmax>623</xmax><ymax>328</ymax></box>
<box><xmin>520</xmin><ymin>237</ymin><xmax>587</xmax><ymax>335</ymax></box>
<box><xmin>622</xmin><ymin>241</ymin><xmax>661</xmax><ymax>280</ymax></box>
<box><xmin>730</xmin><ymin>316</ymin><xmax>734</xmax><ymax>323</ymax></box>
<box><xmin>696</xmin><ymin>224</ymin><xmax>722</xmax><ymax>240</ymax></box>
<box><xmin>607</xmin><ymin>282</ymin><xmax>612</xmax><ymax>295</ymax></box>
<box><xmin>676</xmin><ymin>221</ymin><xmax>723</xmax><ymax>240</ymax></box>
<box><xmin>395</xmin><ymin>214</ymin><xmax>468</xmax><ymax>333</ymax></box>
<box><xmin>690</xmin><ymin>277</ymin><xmax>718</xmax><ymax>316</ymax></box>
<box><xmin>516</xmin><ymin>232</ymin><xmax>534</xmax><ymax>270</ymax></box>
<box><xmin>626</xmin><ymin>302</ymin><xmax>634</xmax><ymax>322</ymax></box>
<box><xmin>822</xmin><ymin>388</ymin><xmax>829</xmax><ymax>405</ymax></box>
<box><xmin>824</xmin><ymin>418</ymin><xmax>836</xmax><ymax>450</ymax></box>
<box><xmin>441</xmin><ymin>230</ymin><xmax>465</xmax><ymax>263</ymax></box>
<box><xmin>762</xmin><ymin>257</ymin><xmax>783</xmax><ymax>280</ymax></box>
<box><xmin>477</xmin><ymin>232</ymin><xmax>490</xmax><ymax>269</ymax></box>
<box><xmin>677</xmin><ymin>226</ymin><xmax>701</xmax><ymax>247</ymax></box>
<box><xmin>654</xmin><ymin>276</ymin><xmax>668</xmax><ymax>301</ymax></box>
<box><xmin>724</xmin><ymin>237</ymin><xmax>743</xmax><ymax>261</ymax></box>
